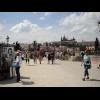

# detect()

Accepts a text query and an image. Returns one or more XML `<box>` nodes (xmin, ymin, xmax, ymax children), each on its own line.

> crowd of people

<box><xmin>20</xmin><ymin>48</ymin><xmax>69</xmax><ymax>65</ymax></box>
<box><xmin>0</xmin><ymin>46</ymin><xmax>100</xmax><ymax>82</ymax></box>
<box><xmin>16</xmin><ymin>48</ymin><xmax>100</xmax><ymax>82</ymax></box>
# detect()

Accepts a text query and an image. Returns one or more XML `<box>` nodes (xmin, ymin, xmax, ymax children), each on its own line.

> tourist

<box><xmin>25</xmin><ymin>51</ymin><xmax>30</xmax><ymax>65</ymax></box>
<box><xmin>33</xmin><ymin>50</ymin><xmax>38</xmax><ymax>64</ymax></box>
<box><xmin>48</xmin><ymin>51</ymin><xmax>51</xmax><ymax>64</ymax></box>
<box><xmin>15</xmin><ymin>51</ymin><xmax>22</xmax><ymax>82</ymax></box>
<box><xmin>81</xmin><ymin>50</ymin><xmax>92</xmax><ymax>81</ymax></box>
<box><xmin>38</xmin><ymin>49</ymin><xmax>43</xmax><ymax>64</ymax></box>
<box><xmin>51</xmin><ymin>51</ymin><xmax>55</xmax><ymax>64</ymax></box>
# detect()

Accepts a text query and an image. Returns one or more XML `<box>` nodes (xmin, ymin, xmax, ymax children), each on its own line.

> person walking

<box><xmin>38</xmin><ymin>49</ymin><xmax>43</xmax><ymax>64</ymax></box>
<box><xmin>81</xmin><ymin>50</ymin><xmax>92</xmax><ymax>81</ymax></box>
<box><xmin>51</xmin><ymin>51</ymin><xmax>55</xmax><ymax>64</ymax></box>
<box><xmin>25</xmin><ymin>51</ymin><xmax>30</xmax><ymax>65</ymax></box>
<box><xmin>15</xmin><ymin>51</ymin><xmax>22</xmax><ymax>82</ymax></box>
<box><xmin>48</xmin><ymin>51</ymin><xmax>51</xmax><ymax>64</ymax></box>
<box><xmin>33</xmin><ymin>50</ymin><xmax>38</xmax><ymax>64</ymax></box>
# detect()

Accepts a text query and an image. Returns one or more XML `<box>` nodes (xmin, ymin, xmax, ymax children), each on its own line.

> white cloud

<box><xmin>59</xmin><ymin>12</ymin><xmax>100</xmax><ymax>26</ymax></box>
<box><xmin>1</xmin><ymin>12</ymin><xmax>100</xmax><ymax>44</ymax></box>
<box><xmin>0</xmin><ymin>35</ymin><xmax>2</xmax><ymax>39</ymax></box>
<box><xmin>10</xmin><ymin>19</ymin><xmax>41</xmax><ymax>33</ymax></box>
<box><xmin>39</xmin><ymin>17</ymin><xmax>45</xmax><ymax>20</ymax></box>
<box><xmin>9</xmin><ymin>19</ymin><xmax>56</xmax><ymax>43</ymax></box>
<box><xmin>39</xmin><ymin>12</ymin><xmax>52</xmax><ymax>21</ymax></box>
<box><xmin>44</xmin><ymin>12</ymin><xmax>51</xmax><ymax>17</ymax></box>
<box><xmin>71</xmin><ymin>25</ymin><xmax>84</xmax><ymax>32</ymax></box>
<box><xmin>59</xmin><ymin>12</ymin><xmax>100</xmax><ymax>41</ymax></box>
<box><xmin>33</xmin><ymin>12</ymin><xmax>38</xmax><ymax>14</ymax></box>
<box><xmin>46</xmin><ymin>26</ymin><xmax>53</xmax><ymax>30</ymax></box>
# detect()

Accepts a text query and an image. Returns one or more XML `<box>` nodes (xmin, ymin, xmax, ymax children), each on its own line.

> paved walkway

<box><xmin>0</xmin><ymin>57</ymin><xmax>100</xmax><ymax>87</ymax></box>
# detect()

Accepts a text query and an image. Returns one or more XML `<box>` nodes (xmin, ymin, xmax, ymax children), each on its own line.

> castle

<box><xmin>61</xmin><ymin>35</ymin><xmax>77</xmax><ymax>46</ymax></box>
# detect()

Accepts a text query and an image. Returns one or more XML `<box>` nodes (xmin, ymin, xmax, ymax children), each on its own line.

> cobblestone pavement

<box><xmin>0</xmin><ymin>57</ymin><xmax>100</xmax><ymax>87</ymax></box>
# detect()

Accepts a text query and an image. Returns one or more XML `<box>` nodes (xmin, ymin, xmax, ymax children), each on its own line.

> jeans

<box><xmin>84</xmin><ymin>64</ymin><xmax>89</xmax><ymax>76</ymax></box>
<box><xmin>16</xmin><ymin>67</ymin><xmax>20</xmax><ymax>82</ymax></box>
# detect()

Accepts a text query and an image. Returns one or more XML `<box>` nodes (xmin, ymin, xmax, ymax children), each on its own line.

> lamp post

<box><xmin>72</xmin><ymin>37</ymin><xmax>75</xmax><ymax>56</ymax></box>
<box><xmin>6</xmin><ymin>36</ymin><xmax>9</xmax><ymax>46</ymax></box>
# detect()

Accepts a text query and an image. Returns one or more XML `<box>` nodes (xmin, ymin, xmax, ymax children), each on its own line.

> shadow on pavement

<box><xmin>28</xmin><ymin>65</ymin><xmax>37</xmax><ymax>66</ymax></box>
<box><xmin>0</xmin><ymin>76</ymin><xmax>31</xmax><ymax>85</ymax></box>
<box><xmin>54</xmin><ymin>63</ymin><xmax>62</xmax><ymax>65</ymax></box>
<box><xmin>89</xmin><ymin>79</ymin><xmax>100</xmax><ymax>82</ymax></box>
<box><xmin>20</xmin><ymin>76</ymin><xmax>30</xmax><ymax>79</ymax></box>
<box><xmin>0</xmin><ymin>77</ymin><xmax>17</xmax><ymax>84</ymax></box>
<box><xmin>21</xmin><ymin>81</ymin><xmax>35</xmax><ymax>85</ymax></box>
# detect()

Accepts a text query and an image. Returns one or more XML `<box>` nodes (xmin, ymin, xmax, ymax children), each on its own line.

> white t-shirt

<box><xmin>15</xmin><ymin>55</ymin><xmax>22</xmax><ymax>67</ymax></box>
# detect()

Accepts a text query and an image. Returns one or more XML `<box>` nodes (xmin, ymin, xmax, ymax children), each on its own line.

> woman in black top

<box><xmin>51</xmin><ymin>51</ymin><xmax>55</xmax><ymax>64</ymax></box>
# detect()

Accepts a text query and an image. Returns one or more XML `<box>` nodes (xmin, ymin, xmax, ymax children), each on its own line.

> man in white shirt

<box><xmin>15</xmin><ymin>51</ymin><xmax>22</xmax><ymax>82</ymax></box>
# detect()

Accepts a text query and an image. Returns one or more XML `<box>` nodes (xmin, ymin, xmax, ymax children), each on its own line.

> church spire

<box><xmin>63</xmin><ymin>34</ymin><xmax>66</xmax><ymax>41</ymax></box>
<box><xmin>61</xmin><ymin>37</ymin><xmax>62</xmax><ymax>41</ymax></box>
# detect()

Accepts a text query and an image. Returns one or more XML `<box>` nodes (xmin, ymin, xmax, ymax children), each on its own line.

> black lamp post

<box><xmin>6</xmin><ymin>36</ymin><xmax>9</xmax><ymax>46</ymax></box>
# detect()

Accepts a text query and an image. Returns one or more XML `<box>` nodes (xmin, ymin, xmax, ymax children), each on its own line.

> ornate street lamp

<box><xmin>6</xmin><ymin>36</ymin><xmax>9</xmax><ymax>46</ymax></box>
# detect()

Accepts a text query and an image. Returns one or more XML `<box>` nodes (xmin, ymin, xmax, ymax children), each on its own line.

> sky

<box><xmin>0</xmin><ymin>12</ymin><xmax>100</xmax><ymax>44</ymax></box>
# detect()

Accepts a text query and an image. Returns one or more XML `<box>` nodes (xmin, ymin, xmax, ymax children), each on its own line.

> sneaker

<box><xmin>82</xmin><ymin>78</ymin><xmax>85</xmax><ymax>81</ymax></box>
<box><xmin>86</xmin><ymin>77</ymin><xmax>89</xmax><ymax>79</ymax></box>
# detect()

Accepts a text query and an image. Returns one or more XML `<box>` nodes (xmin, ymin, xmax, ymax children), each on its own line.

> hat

<box><xmin>17</xmin><ymin>50</ymin><xmax>21</xmax><ymax>53</ymax></box>
<box><xmin>15</xmin><ymin>51</ymin><xmax>19</xmax><ymax>54</ymax></box>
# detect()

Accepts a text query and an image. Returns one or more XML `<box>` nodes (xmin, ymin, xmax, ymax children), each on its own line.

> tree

<box><xmin>37</xmin><ymin>44</ymin><xmax>41</xmax><ymax>51</ymax></box>
<box><xmin>33</xmin><ymin>41</ymin><xmax>36</xmax><ymax>46</ymax></box>
<box><xmin>46</xmin><ymin>42</ymin><xmax>48</xmax><ymax>47</ymax></box>
<box><xmin>79</xmin><ymin>45</ymin><xmax>86</xmax><ymax>51</ymax></box>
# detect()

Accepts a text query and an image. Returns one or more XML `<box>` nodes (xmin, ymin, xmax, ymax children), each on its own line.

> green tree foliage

<box><xmin>79</xmin><ymin>45</ymin><xmax>86</xmax><ymax>51</ymax></box>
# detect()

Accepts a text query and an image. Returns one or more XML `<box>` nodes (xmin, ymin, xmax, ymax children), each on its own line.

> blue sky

<box><xmin>0</xmin><ymin>12</ymin><xmax>100</xmax><ymax>44</ymax></box>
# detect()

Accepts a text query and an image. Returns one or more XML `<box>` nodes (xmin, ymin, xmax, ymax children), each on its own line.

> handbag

<box><xmin>85</xmin><ymin>61</ymin><xmax>91</xmax><ymax>69</ymax></box>
<box><xmin>12</xmin><ymin>62</ymin><xmax>19</xmax><ymax>68</ymax></box>
<box><xmin>87</xmin><ymin>64</ymin><xmax>91</xmax><ymax>69</ymax></box>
